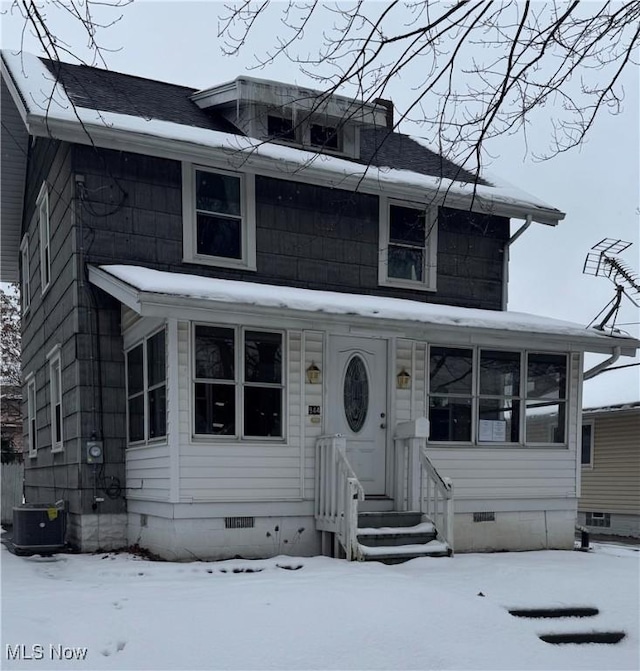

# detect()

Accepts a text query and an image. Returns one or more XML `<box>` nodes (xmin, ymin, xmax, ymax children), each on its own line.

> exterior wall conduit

<box><xmin>502</xmin><ymin>214</ymin><xmax>533</xmax><ymax>310</ymax></box>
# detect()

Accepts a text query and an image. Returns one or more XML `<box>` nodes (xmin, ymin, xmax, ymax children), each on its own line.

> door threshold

<box><xmin>360</xmin><ymin>496</ymin><xmax>395</xmax><ymax>513</ymax></box>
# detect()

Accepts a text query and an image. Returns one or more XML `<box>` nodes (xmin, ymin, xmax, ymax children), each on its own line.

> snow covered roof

<box><xmin>583</xmin><ymin>401</ymin><xmax>640</xmax><ymax>415</ymax></box>
<box><xmin>1</xmin><ymin>50</ymin><xmax>564</xmax><ymax>224</ymax></box>
<box><xmin>89</xmin><ymin>265</ymin><xmax>639</xmax><ymax>355</ymax></box>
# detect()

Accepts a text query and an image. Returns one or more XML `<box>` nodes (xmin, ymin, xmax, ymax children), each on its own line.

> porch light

<box><xmin>397</xmin><ymin>368</ymin><xmax>411</xmax><ymax>390</ymax></box>
<box><xmin>306</xmin><ymin>362</ymin><xmax>321</xmax><ymax>384</ymax></box>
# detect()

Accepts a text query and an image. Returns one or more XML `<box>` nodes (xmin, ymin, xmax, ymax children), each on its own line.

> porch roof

<box><xmin>89</xmin><ymin>265</ymin><xmax>639</xmax><ymax>357</ymax></box>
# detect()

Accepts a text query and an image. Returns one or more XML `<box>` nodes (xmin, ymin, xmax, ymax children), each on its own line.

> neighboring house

<box><xmin>1</xmin><ymin>51</ymin><xmax>638</xmax><ymax>561</ymax></box>
<box><xmin>578</xmin><ymin>402</ymin><xmax>640</xmax><ymax>538</ymax></box>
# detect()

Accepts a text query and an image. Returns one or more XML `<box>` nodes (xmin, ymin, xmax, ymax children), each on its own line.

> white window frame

<box><xmin>427</xmin><ymin>346</ymin><xmax>569</xmax><ymax>447</ymax></box>
<box><xmin>47</xmin><ymin>345</ymin><xmax>63</xmax><ymax>453</ymax></box>
<box><xmin>581</xmin><ymin>420</ymin><xmax>594</xmax><ymax>468</ymax></box>
<box><xmin>182</xmin><ymin>163</ymin><xmax>256</xmax><ymax>271</ymax></box>
<box><xmin>379</xmin><ymin>197</ymin><xmax>437</xmax><ymax>291</ymax></box>
<box><xmin>20</xmin><ymin>235</ymin><xmax>31</xmax><ymax>313</ymax></box>
<box><xmin>125</xmin><ymin>328</ymin><xmax>167</xmax><ymax>446</ymax></box>
<box><xmin>26</xmin><ymin>373</ymin><xmax>37</xmax><ymax>458</ymax></box>
<box><xmin>192</xmin><ymin>324</ymin><xmax>286</xmax><ymax>441</ymax></box>
<box><xmin>37</xmin><ymin>182</ymin><xmax>51</xmax><ymax>294</ymax></box>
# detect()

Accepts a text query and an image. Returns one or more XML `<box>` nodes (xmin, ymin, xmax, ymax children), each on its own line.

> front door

<box><xmin>329</xmin><ymin>336</ymin><xmax>388</xmax><ymax>495</ymax></box>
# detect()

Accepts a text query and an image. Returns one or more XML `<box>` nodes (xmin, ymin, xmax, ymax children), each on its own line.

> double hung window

<box><xmin>380</xmin><ymin>200</ymin><xmax>436</xmax><ymax>290</ymax></box>
<box><xmin>193</xmin><ymin>326</ymin><xmax>284</xmax><ymax>439</ymax></box>
<box><xmin>183</xmin><ymin>165</ymin><xmax>256</xmax><ymax>270</ymax></box>
<box><xmin>47</xmin><ymin>347</ymin><xmax>63</xmax><ymax>452</ymax></box>
<box><xmin>581</xmin><ymin>422</ymin><xmax>594</xmax><ymax>467</ymax></box>
<box><xmin>428</xmin><ymin>346</ymin><xmax>568</xmax><ymax>445</ymax></box>
<box><xmin>126</xmin><ymin>330</ymin><xmax>167</xmax><ymax>444</ymax></box>
<box><xmin>27</xmin><ymin>375</ymin><xmax>37</xmax><ymax>458</ymax></box>
<box><xmin>37</xmin><ymin>183</ymin><xmax>50</xmax><ymax>293</ymax></box>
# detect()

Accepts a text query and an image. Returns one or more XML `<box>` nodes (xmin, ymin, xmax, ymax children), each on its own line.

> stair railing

<box><xmin>394</xmin><ymin>419</ymin><xmax>454</xmax><ymax>553</ymax></box>
<box><xmin>315</xmin><ymin>434</ymin><xmax>364</xmax><ymax>560</ymax></box>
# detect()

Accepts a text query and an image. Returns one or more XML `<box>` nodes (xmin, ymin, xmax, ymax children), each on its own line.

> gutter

<box><xmin>502</xmin><ymin>215</ymin><xmax>533</xmax><ymax>309</ymax></box>
<box><xmin>583</xmin><ymin>347</ymin><xmax>622</xmax><ymax>380</ymax></box>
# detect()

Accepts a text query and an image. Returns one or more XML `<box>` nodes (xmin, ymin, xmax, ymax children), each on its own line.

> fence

<box><xmin>1</xmin><ymin>462</ymin><xmax>24</xmax><ymax>525</ymax></box>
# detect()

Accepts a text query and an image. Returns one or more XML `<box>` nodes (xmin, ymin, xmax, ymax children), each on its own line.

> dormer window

<box><xmin>310</xmin><ymin>123</ymin><xmax>340</xmax><ymax>150</ymax></box>
<box><xmin>267</xmin><ymin>115</ymin><xmax>296</xmax><ymax>142</ymax></box>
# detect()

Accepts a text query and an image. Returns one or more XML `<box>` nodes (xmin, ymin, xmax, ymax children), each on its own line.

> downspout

<box><xmin>583</xmin><ymin>347</ymin><xmax>622</xmax><ymax>380</ymax></box>
<box><xmin>502</xmin><ymin>215</ymin><xmax>533</xmax><ymax>310</ymax></box>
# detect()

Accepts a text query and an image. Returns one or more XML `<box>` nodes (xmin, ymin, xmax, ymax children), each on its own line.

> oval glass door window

<box><xmin>344</xmin><ymin>355</ymin><xmax>369</xmax><ymax>432</ymax></box>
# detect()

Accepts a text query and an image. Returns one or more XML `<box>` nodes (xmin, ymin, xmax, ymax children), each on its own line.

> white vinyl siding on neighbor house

<box><xmin>182</xmin><ymin>163</ymin><xmax>256</xmax><ymax>271</ymax></box>
<box><xmin>47</xmin><ymin>345</ymin><xmax>63</xmax><ymax>452</ymax></box>
<box><xmin>379</xmin><ymin>198</ymin><xmax>437</xmax><ymax>291</ymax></box>
<box><xmin>26</xmin><ymin>374</ymin><xmax>37</xmax><ymax>458</ymax></box>
<box><xmin>37</xmin><ymin>182</ymin><xmax>50</xmax><ymax>293</ymax></box>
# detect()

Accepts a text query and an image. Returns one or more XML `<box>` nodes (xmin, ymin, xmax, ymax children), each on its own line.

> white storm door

<box><xmin>329</xmin><ymin>336</ymin><xmax>388</xmax><ymax>495</ymax></box>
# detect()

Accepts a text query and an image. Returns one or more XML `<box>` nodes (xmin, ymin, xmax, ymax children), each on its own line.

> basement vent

<box><xmin>473</xmin><ymin>512</ymin><xmax>496</xmax><ymax>523</ymax></box>
<box><xmin>225</xmin><ymin>516</ymin><xmax>255</xmax><ymax>530</ymax></box>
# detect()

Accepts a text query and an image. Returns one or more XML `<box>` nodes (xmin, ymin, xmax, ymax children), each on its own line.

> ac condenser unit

<box><xmin>12</xmin><ymin>504</ymin><xmax>67</xmax><ymax>555</ymax></box>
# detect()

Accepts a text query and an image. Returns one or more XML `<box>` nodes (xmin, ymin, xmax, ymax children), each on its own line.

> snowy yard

<box><xmin>1</xmin><ymin>542</ymin><xmax>638</xmax><ymax>671</ymax></box>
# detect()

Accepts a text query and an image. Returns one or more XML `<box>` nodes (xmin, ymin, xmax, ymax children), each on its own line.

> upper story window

<box><xmin>47</xmin><ymin>346</ymin><xmax>63</xmax><ymax>452</ymax></box>
<box><xmin>182</xmin><ymin>164</ymin><xmax>256</xmax><ymax>270</ymax></box>
<box><xmin>26</xmin><ymin>374</ymin><xmax>37</xmax><ymax>458</ymax></box>
<box><xmin>193</xmin><ymin>325</ymin><xmax>284</xmax><ymax>439</ymax></box>
<box><xmin>20</xmin><ymin>235</ymin><xmax>30</xmax><ymax>313</ymax></box>
<box><xmin>379</xmin><ymin>199</ymin><xmax>437</xmax><ymax>291</ymax></box>
<box><xmin>428</xmin><ymin>346</ymin><xmax>568</xmax><ymax>445</ymax></box>
<box><xmin>37</xmin><ymin>182</ymin><xmax>50</xmax><ymax>293</ymax></box>
<box><xmin>126</xmin><ymin>329</ymin><xmax>167</xmax><ymax>445</ymax></box>
<box><xmin>267</xmin><ymin>115</ymin><xmax>296</xmax><ymax>142</ymax></box>
<box><xmin>309</xmin><ymin>123</ymin><xmax>340</xmax><ymax>150</ymax></box>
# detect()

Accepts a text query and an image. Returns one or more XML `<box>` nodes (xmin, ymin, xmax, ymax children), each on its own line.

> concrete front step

<box><xmin>356</xmin><ymin>511</ymin><xmax>450</xmax><ymax>563</ymax></box>
<box><xmin>358</xmin><ymin>511</ymin><xmax>423</xmax><ymax>528</ymax></box>
<box><xmin>357</xmin><ymin>521</ymin><xmax>437</xmax><ymax>547</ymax></box>
<box><xmin>357</xmin><ymin>540</ymin><xmax>450</xmax><ymax>563</ymax></box>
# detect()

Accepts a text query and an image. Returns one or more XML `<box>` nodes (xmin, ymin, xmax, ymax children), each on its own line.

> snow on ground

<box><xmin>1</xmin><ymin>543</ymin><xmax>638</xmax><ymax>671</ymax></box>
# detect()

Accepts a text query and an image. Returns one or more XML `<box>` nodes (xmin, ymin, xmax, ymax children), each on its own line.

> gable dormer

<box><xmin>190</xmin><ymin>77</ymin><xmax>389</xmax><ymax>159</ymax></box>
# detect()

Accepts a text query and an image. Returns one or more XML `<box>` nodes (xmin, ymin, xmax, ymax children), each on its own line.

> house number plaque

<box><xmin>308</xmin><ymin>405</ymin><xmax>321</xmax><ymax>415</ymax></box>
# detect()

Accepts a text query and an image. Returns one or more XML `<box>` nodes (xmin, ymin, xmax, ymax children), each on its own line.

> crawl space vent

<box><xmin>473</xmin><ymin>512</ymin><xmax>496</xmax><ymax>523</ymax></box>
<box><xmin>225</xmin><ymin>516</ymin><xmax>255</xmax><ymax>529</ymax></box>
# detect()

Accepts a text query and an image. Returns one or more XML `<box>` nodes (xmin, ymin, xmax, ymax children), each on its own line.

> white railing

<box><xmin>315</xmin><ymin>434</ymin><xmax>364</xmax><ymax>561</ymax></box>
<box><xmin>394</xmin><ymin>419</ymin><xmax>454</xmax><ymax>553</ymax></box>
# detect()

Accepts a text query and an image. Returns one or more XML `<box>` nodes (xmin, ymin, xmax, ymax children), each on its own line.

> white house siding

<box><xmin>176</xmin><ymin>322</ymin><xmax>307</xmax><ymax>502</ymax></box>
<box><xmin>578</xmin><ymin>409</ymin><xmax>640</xmax><ymax>537</ymax></box>
<box><xmin>125</xmin><ymin>445</ymin><xmax>172</xmax><ymax>501</ymax></box>
<box><xmin>302</xmin><ymin>330</ymin><xmax>324</xmax><ymax>500</ymax></box>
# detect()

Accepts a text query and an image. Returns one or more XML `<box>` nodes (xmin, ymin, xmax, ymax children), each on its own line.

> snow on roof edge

<box><xmin>1</xmin><ymin>50</ymin><xmax>563</xmax><ymax>222</ymax></box>
<box><xmin>92</xmin><ymin>265</ymin><xmax>638</xmax><ymax>349</ymax></box>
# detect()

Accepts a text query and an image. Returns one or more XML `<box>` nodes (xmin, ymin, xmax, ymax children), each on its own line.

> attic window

<box><xmin>267</xmin><ymin>115</ymin><xmax>296</xmax><ymax>142</ymax></box>
<box><xmin>310</xmin><ymin>123</ymin><xmax>340</xmax><ymax>150</ymax></box>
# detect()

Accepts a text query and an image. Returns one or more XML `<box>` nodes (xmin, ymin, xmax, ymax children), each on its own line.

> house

<box><xmin>2</xmin><ymin>50</ymin><xmax>638</xmax><ymax>561</ymax></box>
<box><xmin>578</xmin><ymin>402</ymin><xmax>640</xmax><ymax>538</ymax></box>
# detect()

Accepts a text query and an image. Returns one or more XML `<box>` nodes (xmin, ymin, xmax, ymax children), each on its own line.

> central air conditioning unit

<box><xmin>12</xmin><ymin>503</ymin><xmax>67</xmax><ymax>555</ymax></box>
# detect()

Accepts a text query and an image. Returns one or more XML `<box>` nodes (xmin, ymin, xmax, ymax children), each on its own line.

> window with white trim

<box><xmin>379</xmin><ymin>199</ymin><xmax>437</xmax><ymax>290</ymax></box>
<box><xmin>193</xmin><ymin>325</ymin><xmax>284</xmax><ymax>439</ymax></box>
<box><xmin>47</xmin><ymin>347</ymin><xmax>63</xmax><ymax>452</ymax></box>
<box><xmin>20</xmin><ymin>235</ymin><xmax>30</xmax><ymax>312</ymax></box>
<box><xmin>37</xmin><ymin>182</ymin><xmax>50</xmax><ymax>293</ymax></box>
<box><xmin>126</xmin><ymin>329</ymin><xmax>167</xmax><ymax>444</ymax></box>
<box><xmin>581</xmin><ymin>422</ymin><xmax>594</xmax><ymax>467</ymax></box>
<box><xmin>26</xmin><ymin>374</ymin><xmax>37</xmax><ymax>458</ymax></box>
<box><xmin>182</xmin><ymin>164</ymin><xmax>256</xmax><ymax>270</ymax></box>
<box><xmin>427</xmin><ymin>346</ymin><xmax>567</xmax><ymax>445</ymax></box>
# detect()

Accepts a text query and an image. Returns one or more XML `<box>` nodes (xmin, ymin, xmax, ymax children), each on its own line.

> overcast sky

<box><xmin>1</xmin><ymin>0</ymin><xmax>638</xmax><ymax>407</ymax></box>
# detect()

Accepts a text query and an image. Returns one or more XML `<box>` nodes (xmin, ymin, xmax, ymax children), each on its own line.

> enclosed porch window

<box><xmin>193</xmin><ymin>325</ymin><xmax>284</xmax><ymax>439</ymax></box>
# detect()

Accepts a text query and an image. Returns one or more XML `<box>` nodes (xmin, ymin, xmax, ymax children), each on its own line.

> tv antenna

<box><xmin>583</xmin><ymin>238</ymin><xmax>640</xmax><ymax>333</ymax></box>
